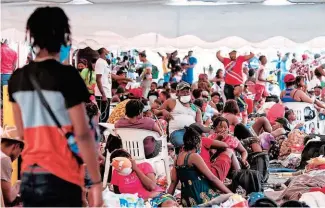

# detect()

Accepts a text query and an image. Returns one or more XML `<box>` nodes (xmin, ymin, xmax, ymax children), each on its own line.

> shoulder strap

<box><xmin>28</xmin><ymin>71</ymin><xmax>65</xmax><ymax>135</ymax></box>
<box><xmin>184</xmin><ymin>153</ymin><xmax>192</xmax><ymax>166</ymax></box>
<box><xmin>292</xmin><ymin>89</ymin><xmax>300</xmax><ymax>101</ymax></box>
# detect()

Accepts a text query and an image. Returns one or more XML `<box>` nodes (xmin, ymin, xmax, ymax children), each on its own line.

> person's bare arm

<box><xmin>190</xmin><ymin>153</ymin><xmax>232</xmax><ymax>193</ymax></box>
<box><xmin>195</xmin><ymin>108</ymin><xmax>203</xmax><ymax>125</ymax></box>
<box><xmin>132</xmin><ymin>161</ymin><xmax>157</xmax><ymax>191</ymax></box>
<box><xmin>236</xmin><ymin>143</ymin><xmax>248</xmax><ymax>165</ymax></box>
<box><xmin>68</xmin><ymin>104</ymin><xmax>101</xmax><ymax>184</ymax></box>
<box><xmin>244</xmin><ymin>52</ymin><xmax>255</xmax><ymax>61</ymax></box>
<box><xmin>111</xmin><ymin>74</ymin><xmax>132</xmax><ymax>82</ymax></box>
<box><xmin>167</xmin><ymin>164</ymin><xmax>179</xmax><ymax>195</ymax></box>
<box><xmin>96</xmin><ymin>74</ymin><xmax>107</xmax><ymax>99</ymax></box>
<box><xmin>216</xmin><ymin>51</ymin><xmax>224</xmax><ymax>63</ymax></box>
<box><xmin>210</xmin><ymin>140</ymin><xmax>229</xmax><ymax>149</ymax></box>
<box><xmin>152</xmin><ymin>123</ymin><xmax>163</xmax><ymax>136</ymax></box>
<box><xmin>1</xmin><ymin>181</ymin><xmax>20</xmax><ymax>204</ymax></box>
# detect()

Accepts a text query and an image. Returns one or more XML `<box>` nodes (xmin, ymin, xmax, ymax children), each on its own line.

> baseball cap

<box><xmin>176</xmin><ymin>81</ymin><xmax>191</xmax><ymax>91</ymax></box>
<box><xmin>1</xmin><ymin>126</ymin><xmax>24</xmax><ymax>143</ymax></box>
<box><xmin>284</xmin><ymin>74</ymin><xmax>296</xmax><ymax>83</ymax></box>
<box><xmin>128</xmin><ymin>88</ymin><xmax>143</xmax><ymax>99</ymax></box>
<box><xmin>275</xmin><ymin>117</ymin><xmax>291</xmax><ymax>132</ymax></box>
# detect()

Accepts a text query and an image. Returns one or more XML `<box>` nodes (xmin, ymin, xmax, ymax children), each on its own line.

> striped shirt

<box><xmin>8</xmin><ymin>60</ymin><xmax>90</xmax><ymax>187</ymax></box>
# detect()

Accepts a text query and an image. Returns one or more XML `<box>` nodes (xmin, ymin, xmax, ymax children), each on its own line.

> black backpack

<box><xmin>231</xmin><ymin>169</ymin><xmax>263</xmax><ymax>195</ymax></box>
<box><xmin>248</xmin><ymin>152</ymin><xmax>269</xmax><ymax>184</ymax></box>
<box><xmin>300</xmin><ymin>138</ymin><xmax>325</xmax><ymax>168</ymax></box>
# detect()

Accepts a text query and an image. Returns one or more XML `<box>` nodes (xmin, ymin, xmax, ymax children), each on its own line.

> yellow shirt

<box><xmin>107</xmin><ymin>99</ymin><xmax>130</xmax><ymax>124</ymax></box>
<box><xmin>162</xmin><ymin>57</ymin><xmax>169</xmax><ymax>74</ymax></box>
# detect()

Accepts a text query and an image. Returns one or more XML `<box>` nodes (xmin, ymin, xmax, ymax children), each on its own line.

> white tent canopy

<box><xmin>2</xmin><ymin>3</ymin><xmax>325</xmax><ymax>48</ymax></box>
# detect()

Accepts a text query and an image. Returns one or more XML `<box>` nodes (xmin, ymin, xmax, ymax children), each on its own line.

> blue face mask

<box><xmin>60</xmin><ymin>45</ymin><xmax>71</xmax><ymax>63</ymax></box>
<box><xmin>105</xmin><ymin>54</ymin><xmax>111</xmax><ymax>60</ymax></box>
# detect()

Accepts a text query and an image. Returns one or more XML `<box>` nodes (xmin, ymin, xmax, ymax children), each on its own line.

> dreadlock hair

<box><xmin>26</xmin><ymin>7</ymin><xmax>71</xmax><ymax>53</ymax></box>
<box><xmin>183</xmin><ymin>126</ymin><xmax>201</xmax><ymax>151</ymax></box>
<box><xmin>107</xmin><ymin>149</ymin><xmax>131</xmax><ymax>183</ymax></box>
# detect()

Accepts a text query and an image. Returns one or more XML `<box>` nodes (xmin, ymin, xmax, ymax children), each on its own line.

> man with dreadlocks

<box><xmin>8</xmin><ymin>7</ymin><xmax>103</xmax><ymax>207</ymax></box>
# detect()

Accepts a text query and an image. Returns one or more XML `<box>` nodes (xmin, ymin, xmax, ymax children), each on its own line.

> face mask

<box><xmin>60</xmin><ymin>45</ymin><xmax>71</xmax><ymax>63</ymax></box>
<box><xmin>106</xmin><ymin>54</ymin><xmax>111</xmax><ymax>60</ymax></box>
<box><xmin>179</xmin><ymin>95</ymin><xmax>191</xmax><ymax>103</ymax></box>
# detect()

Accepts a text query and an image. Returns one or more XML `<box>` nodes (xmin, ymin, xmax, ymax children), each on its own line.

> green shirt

<box><xmin>80</xmin><ymin>68</ymin><xmax>96</xmax><ymax>94</ymax></box>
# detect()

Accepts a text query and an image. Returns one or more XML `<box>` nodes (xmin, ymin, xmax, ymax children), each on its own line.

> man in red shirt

<box><xmin>216</xmin><ymin>50</ymin><xmax>254</xmax><ymax>100</ymax></box>
<box><xmin>1</xmin><ymin>40</ymin><xmax>17</xmax><ymax>87</ymax></box>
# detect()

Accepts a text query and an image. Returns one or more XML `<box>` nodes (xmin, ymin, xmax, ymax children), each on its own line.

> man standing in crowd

<box><xmin>216</xmin><ymin>50</ymin><xmax>254</xmax><ymax>100</ymax></box>
<box><xmin>182</xmin><ymin>50</ymin><xmax>197</xmax><ymax>85</ymax></box>
<box><xmin>1</xmin><ymin>40</ymin><xmax>17</xmax><ymax>87</ymax></box>
<box><xmin>8</xmin><ymin>7</ymin><xmax>102</xmax><ymax>206</ymax></box>
<box><xmin>1</xmin><ymin>126</ymin><xmax>23</xmax><ymax>206</ymax></box>
<box><xmin>139</xmin><ymin>52</ymin><xmax>153</xmax><ymax>98</ymax></box>
<box><xmin>158</xmin><ymin>52</ymin><xmax>171</xmax><ymax>82</ymax></box>
<box><xmin>95</xmin><ymin>48</ymin><xmax>131</xmax><ymax>122</ymax></box>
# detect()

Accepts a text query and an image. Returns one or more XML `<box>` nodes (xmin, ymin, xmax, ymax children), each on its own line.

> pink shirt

<box><xmin>1</xmin><ymin>44</ymin><xmax>17</xmax><ymax>74</ymax></box>
<box><xmin>111</xmin><ymin>162</ymin><xmax>163</xmax><ymax>199</ymax></box>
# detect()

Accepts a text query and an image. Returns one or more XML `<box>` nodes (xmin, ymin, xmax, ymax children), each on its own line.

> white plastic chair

<box><xmin>283</xmin><ymin>102</ymin><xmax>319</xmax><ymax>134</ymax></box>
<box><xmin>115</xmin><ymin>128</ymin><xmax>171</xmax><ymax>185</ymax></box>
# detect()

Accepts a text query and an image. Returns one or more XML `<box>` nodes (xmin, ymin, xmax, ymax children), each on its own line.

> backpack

<box><xmin>300</xmin><ymin>138</ymin><xmax>325</xmax><ymax>168</ymax></box>
<box><xmin>248</xmin><ymin>152</ymin><xmax>269</xmax><ymax>184</ymax></box>
<box><xmin>231</xmin><ymin>169</ymin><xmax>263</xmax><ymax>195</ymax></box>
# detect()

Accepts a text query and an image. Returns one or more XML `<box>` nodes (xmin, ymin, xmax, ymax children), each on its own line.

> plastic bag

<box><xmin>102</xmin><ymin>187</ymin><xmax>145</xmax><ymax>208</ymax></box>
<box><xmin>220</xmin><ymin>194</ymin><xmax>249</xmax><ymax>208</ymax></box>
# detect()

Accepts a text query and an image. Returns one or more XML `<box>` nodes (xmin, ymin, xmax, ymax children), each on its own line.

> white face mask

<box><xmin>179</xmin><ymin>95</ymin><xmax>191</xmax><ymax>103</ymax></box>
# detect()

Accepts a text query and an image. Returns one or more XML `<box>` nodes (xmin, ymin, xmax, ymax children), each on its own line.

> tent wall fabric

<box><xmin>2</xmin><ymin>3</ymin><xmax>325</xmax><ymax>48</ymax></box>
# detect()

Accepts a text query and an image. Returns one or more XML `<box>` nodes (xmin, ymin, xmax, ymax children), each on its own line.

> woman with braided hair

<box><xmin>168</xmin><ymin>126</ymin><xmax>232</xmax><ymax>207</ymax></box>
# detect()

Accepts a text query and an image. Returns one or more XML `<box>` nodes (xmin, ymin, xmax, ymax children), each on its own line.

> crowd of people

<box><xmin>2</xmin><ymin>5</ymin><xmax>325</xmax><ymax>208</ymax></box>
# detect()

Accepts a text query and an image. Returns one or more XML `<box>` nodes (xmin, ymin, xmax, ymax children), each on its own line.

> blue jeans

<box><xmin>20</xmin><ymin>165</ymin><xmax>82</xmax><ymax>207</ymax></box>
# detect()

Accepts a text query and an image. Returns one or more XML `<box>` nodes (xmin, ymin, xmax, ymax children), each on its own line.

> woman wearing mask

<box><xmin>168</xmin><ymin>127</ymin><xmax>232</xmax><ymax>207</ymax></box>
<box><xmin>153</xmin><ymin>82</ymin><xmax>202</xmax><ymax>152</ymax></box>
<box><xmin>108</xmin><ymin>149</ymin><xmax>178</xmax><ymax>207</ymax></box>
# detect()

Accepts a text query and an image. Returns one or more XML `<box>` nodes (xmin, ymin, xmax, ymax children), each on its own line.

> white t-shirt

<box><xmin>95</xmin><ymin>58</ymin><xmax>112</xmax><ymax>98</ymax></box>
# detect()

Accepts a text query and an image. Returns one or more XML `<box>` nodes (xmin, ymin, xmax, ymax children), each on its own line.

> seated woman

<box><xmin>168</xmin><ymin>127</ymin><xmax>232</xmax><ymax>207</ymax></box>
<box><xmin>108</xmin><ymin>149</ymin><xmax>178</xmax><ymax>207</ymax></box>
<box><xmin>209</xmin><ymin>117</ymin><xmax>250</xmax><ymax>166</ymax></box>
<box><xmin>115</xmin><ymin>99</ymin><xmax>162</xmax><ymax>135</ymax></box>
<box><xmin>280</xmin><ymin>74</ymin><xmax>325</xmax><ymax>110</ymax></box>
<box><xmin>189</xmin><ymin>124</ymin><xmax>241</xmax><ymax>182</ymax></box>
